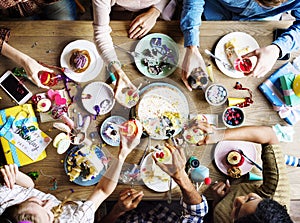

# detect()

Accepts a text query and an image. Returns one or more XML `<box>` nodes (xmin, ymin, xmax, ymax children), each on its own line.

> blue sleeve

<box><xmin>180</xmin><ymin>0</ymin><xmax>205</xmax><ymax>47</ymax></box>
<box><xmin>180</xmin><ymin>195</ymin><xmax>209</xmax><ymax>223</ymax></box>
<box><xmin>272</xmin><ymin>9</ymin><xmax>300</xmax><ymax>58</ymax></box>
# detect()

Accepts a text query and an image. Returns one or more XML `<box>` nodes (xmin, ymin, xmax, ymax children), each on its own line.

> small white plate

<box><xmin>140</xmin><ymin>153</ymin><xmax>177</xmax><ymax>192</ymax></box>
<box><xmin>214</xmin><ymin>140</ymin><xmax>257</xmax><ymax>177</ymax></box>
<box><xmin>60</xmin><ymin>40</ymin><xmax>103</xmax><ymax>82</ymax></box>
<box><xmin>214</xmin><ymin>32</ymin><xmax>259</xmax><ymax>78</ymax></box>
<box><xmin>100</xmin><ymin>116</ymin><xmax>127</xmax><ymax>146</ymax></box>
<box><xmin>81</xmin><ymin>82</ymin><xmax>115</xmax><ymax>115</ymax></box>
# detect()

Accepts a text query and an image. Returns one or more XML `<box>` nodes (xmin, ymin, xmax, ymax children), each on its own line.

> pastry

<box><xmin>69</xmin><ymin>49</ymin><xmax>91</xmax><ymax>73</ymax></box>
<box><xmin>225</xmin><ymin>38</ymin><xmax>239</xmax><ymax>67</ymax></box>
<box><xmin>226</xmin><ymin>150</ymin><xmax>244</xmax><ymax>166</ymax></box>
<box><xmin>153</xmin><ymin>145</ymin><xmax>171</xmax><ymax>163</ymax></box>
<box><xmin>227</xmin><ymin>166</ymin><xmax>241</xmax><ymax>178</ymax></box>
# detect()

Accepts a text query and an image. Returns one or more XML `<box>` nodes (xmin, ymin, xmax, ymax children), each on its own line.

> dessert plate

<box><xmin>81</xmin><ymin>82</ymin><xmax>115</xmax><ymax>115</ymax></box>
<box><xmin>100</xmin><ymin>115</ymin><xmax>127</xmax><ymax>146</ymax></box>
<box><xmin>140</xmin><ymin>153</ymin><xmax>177</xmax><ymax>192</ymax></box>
<box><xmin>136</xmin><ymin>82</ymin><xmax>189</xmax><ymax>140</ymax></box>
<box><xmin>60</xmin><ymin>40</ymin><xmax>103</xmax><ymax>82</ymax></box>
<box><xmin>214</xmin><ymin>140</ymin><xmax>257</xmax><ymax>177</ymax></box>
<box><xmin>64</xmin><ymin>145</ymin><xmax>107</xmax><ymax>186</ymax></box>
<box><xmin>214</xmin><ymin>32</ymin><xmax>259</xmax><ymax>78</ymax></box>
<box><xmin>134</xmin><ymin>33</ymin><xmax>179</xmax><ymax>79</ymax></box>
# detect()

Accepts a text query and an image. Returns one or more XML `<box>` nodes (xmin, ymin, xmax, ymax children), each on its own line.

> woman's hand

<box><xmin>0</xmin><ymin>164</ymin><xmax>35</xmax><ymax>189</ymax></box>
<box><xmin>23</xmin><ymin>57</ymin><xmax>54</xmax><ymax>89</ymax></box>
<box><xmin>113</xmin><ymin>69</ymin><xmax>137</xmax><ymax>107</ymax></box>
<box><xmin>119</xmin><ymin>119</ymin><xmax>143</xmax><ymax>159</ymax></box>
<box><xmin>181</xmin><ymin>46</ymin><xmax>206</xmax><ymax>91</ymax></box>
<box><xmin>0</xmin><ymin>164</ymin><xmax>19</xmax><ymax>189</ymax></box>
<box><xmin>129</xmin><ymin>7</ymin><xmax>160</xmax><ymax>39</ymax></box>
<box><xmin>242</xmin><ymin>44</ymin><xmax>280</xmax><ymax>78</ymax></box>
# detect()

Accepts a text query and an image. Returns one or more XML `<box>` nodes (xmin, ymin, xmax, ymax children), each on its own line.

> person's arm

<box><xmin>196</xmin><ymin>123</ymin><xmax>279</xmax><ymax>145</ymax></box>
<box><xmin>92</xmin><ymin>0</ymin><xmax>118</xmax><ymax>67</ymax></box>
<box><xmin>2</xmin><ymin>41</ymin><xmax>53</xmax><ymax>88</ymax></box>
<box><xmin>222</xmin><ymin>126</ymin><xmax>279</xmax><ymax>145</ymax></box>
<box><xmin>87</xmin><ymin>120</ymin><xmax>143</xmax><ymax>210</ymax></box>
<box><xmin>1</xmin><ymin>164</ymin><xmax>34</xmax><ymax>189</ymax></box>
<box><xmin>180</xmin><ymin>0</ymin><xmax>206</xmax><ymax>91</ymax></box>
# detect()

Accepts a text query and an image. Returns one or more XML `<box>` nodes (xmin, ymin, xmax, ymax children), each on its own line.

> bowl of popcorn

<box><xmin>222</xmin><ymin>106</ymin><xmax>245</xmax><ymax>128</ymax></box>
<box><xmin>205</xmin><ymin>84</ymin><xmax>228</xmax><ymax>106</ymax></box>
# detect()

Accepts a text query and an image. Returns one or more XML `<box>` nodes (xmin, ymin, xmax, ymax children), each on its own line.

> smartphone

<box><xmin>0</xmin><ymin>70</ymin><xmax>32</xmax><ymax>104</ymax></box>
<box><xmin>273</xmin><ymin>28</ymin><xmax>290</xmax><ymax>60</ymax></box>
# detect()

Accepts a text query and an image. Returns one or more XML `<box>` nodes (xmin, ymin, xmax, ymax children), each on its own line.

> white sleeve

<box><xmin>92</xmin><ymin>0</ymin><xmax>119</xmax><ymax>66</ymax></box>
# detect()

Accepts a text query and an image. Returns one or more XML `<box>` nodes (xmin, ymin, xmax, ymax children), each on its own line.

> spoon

<box><xmin>204</xmin><ymin>49</ymin><xmax>232</xmax><ymax>69</ymax></box>
<box><xmin>238</xmin><ymin>149</ymin><xmax>263</xmax><ymax>171</ymax></box>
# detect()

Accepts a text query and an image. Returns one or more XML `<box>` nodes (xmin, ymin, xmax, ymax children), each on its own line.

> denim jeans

<box><xmin>0</xmin><ymin>0</ymin><xmax>77</xmax><ymax>20</ymax></box>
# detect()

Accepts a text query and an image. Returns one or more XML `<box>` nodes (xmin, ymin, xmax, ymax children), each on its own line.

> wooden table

<box><xmin>0</xmin><ymin>20</ymin><xmax>300</xmax><ymax>202</ymax></box>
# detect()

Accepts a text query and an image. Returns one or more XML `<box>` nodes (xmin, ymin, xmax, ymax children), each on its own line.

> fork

<box><xmin>204</xmin><ymin>49</ymin><xmax>232</xmax><ymax>69</ymax></box>
<box><xmin>113</xmin><ymin>44</ymin><xmax>140</xmax><ymax>58</ymax></box>
<box><xmin>238</xmin><ymin>149</ymin><xmax>263</xmax><ymax>171</ymax></box>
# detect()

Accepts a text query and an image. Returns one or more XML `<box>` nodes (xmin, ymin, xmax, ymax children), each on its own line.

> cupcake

<box><xmin>70</xmin><ymin>49</ymin><xmax>91</xmax><ymax>73</ymax></box>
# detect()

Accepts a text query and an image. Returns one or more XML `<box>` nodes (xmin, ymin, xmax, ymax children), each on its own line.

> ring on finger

<box><xmin>139</xmin><ymin>25</ymin><xmax>143</xmax><ymax>29</ymax></box>
<box><xmin>127</xmin><ymin>192</ymin><xmax>131</xmax><ymax>196</ymax></box>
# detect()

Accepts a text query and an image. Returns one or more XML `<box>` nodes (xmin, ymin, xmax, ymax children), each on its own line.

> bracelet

<box><xmin>108</xmin><ymin>60</ymin><xmax>122</xmax><ymax>73</ymax></box>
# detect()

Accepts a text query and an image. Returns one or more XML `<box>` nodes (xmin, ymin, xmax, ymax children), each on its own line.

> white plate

<box><xmin>214</xmin><ymin>140</ymin><xmax>257</xmax><ymax>177</ymax></box>
<box><xmin>134</xmin><ymin>33</ymin><xmax>179</xmax><ymax>79</ymax></box>
<box><xmin>140</xmin><ymin>153</ymin><xmax>177</xmax><ymax>192</ymax></box>
<box><xmin>136</xmin><ymin>82</ymin><xmax>189</xmax><ymax>140</ymax></box>
<box><xmin>100</xmin><ymin>116</ymin><xmax>127</xmax><ymax>146</ymax></box>
<box><xmin>81</xmin><ymin>82</ymin><xmax>115</xmax><ymax>115</ymax></box>
<box><xmin>214</xmin><ymin>32</ymin><xmax>259</xmax><ymax>78</ymax></box>
<box><xmin>60</xmin><ymin>40</ymin><xmax>103</xmax><ymax>82</ymax></box>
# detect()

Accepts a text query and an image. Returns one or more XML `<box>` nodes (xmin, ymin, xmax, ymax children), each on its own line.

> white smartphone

<box><xmin>0</xmin><ymin>70</ymin><xmax>32</xmax><ymax>105</ymax></box>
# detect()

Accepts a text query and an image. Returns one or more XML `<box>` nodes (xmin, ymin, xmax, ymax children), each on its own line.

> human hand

<box><xmin>153</xmin><ymin>143</ymin><xmax>187</xmax><ymax>181</ymax></box>
<box><xmin>23</xmin><ymin>57</ymin><xmax>53</xmax><ymax>89</ymax></box>
<box><xmin>242</xmin><ymin>44</ymin><xmax>280</xmax><ymax>78</ymax></box>
<box><xmin>129</xmin><ymin>7</ymin><xmax>160</xmax><ymax>39</ymax></box>
<box><xmin>0</xmin><ymin>164</ymin><xmax>19</xmax><ymax>189</ymax></box>
<box><xmin>114</xmin><ymin>188</ymin><xmax>144</xmax><ymax>214</ymax></box>
<box><xmin>114</xmin><ymin>69</ymin><xmax>137</xmax><ymax>107</ymax></box>
<box><xmin>186</xmin><ymin>121</ymin><xmax>225</xmax><ymax>145</ymax></box>
<box><xmin>211</xmin><ymin>180</ymin><xmax>231</xmax><ymax>206</ymax></box>
<box><xmin>181</xmin><ymin>46</ymin><xmax>206</xmax><ymax>91</ymax></box>
<box><xmin>119</xmin><ymin>119</ymin><xmax>143</xmax><ymax>159</ymax></box>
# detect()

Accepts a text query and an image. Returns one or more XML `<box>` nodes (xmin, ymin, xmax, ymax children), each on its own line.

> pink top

<box><xmin>92</xmin><ymin>0</ymin><xmax>169</xmax><ymax>66</ymax></box>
